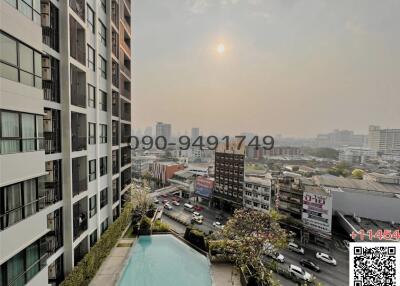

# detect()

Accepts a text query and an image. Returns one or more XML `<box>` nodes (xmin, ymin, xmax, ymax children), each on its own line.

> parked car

<box><xmin>172</xmin><ymin>200</ymin><xmax>180</xmax><ymax>206</ymax></box>
<box><xmin>153</xmin><ymin>198</ymin><xmax>160</xmax><ymax>204</ymax></box>
<box><xmin>162</xmin><ymin>199</ymin><xmax>169</xmax><ymax>204</ymax></box>
<box><xmin>192</xmin><ymin>212</ymin><xmax>203</xmax><ymax>219</ymax></box>
<box><xmin>269</xmin><ymin>252</ymin><xmax>285</xmax><ymax>263</ymax></box>
<box><xmin>315</xmin><ymin>252</ymin><xmax>337</xmax><ymax>266</ymax></box>
<box><xmin>212</xmin><ymin>221</ymin><xmax>224</xmax><ymax>230</ymax></box>
<box><xmin>288</xmin><ymin>242</ymin><xmax>305</xmax><ymax>255</ymax></box>
<box><xmin>194</xmin><ymin>205</ymin><xmax>204</xmax><ymax>211</ymax></box>
<box><xmin>300</xmin><ymin>259</ymin><xmax>320</xmax><ymax>272</ymax></box>
<box><xmin>288</xmin><ymin>264</ymin><xmax>312</xmax><ymax>282</ymax></box>
<box><xmin>192</xmin><ymin>216</ymin><xmax>203</xmax><ymax>224</ymax></box>
<box><xmin>161</xmin><ymin>194</ymin><xmax>168</xmax><ymax>198</ymax></box>
<box><xmin>164</xmin><ymin>203</ymin><xmax>173</xmax><ymax>210</ymax></box>
<box><xmin>184</xmin><ymin>203</ymin><xmax>194</xmax><ymax>212</ymax></box>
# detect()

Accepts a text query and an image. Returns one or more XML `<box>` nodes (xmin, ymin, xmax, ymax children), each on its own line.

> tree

<box><xmin>209</xmin><ymin>209</ymin><xmax>289</xmax><ymax>285</ymax></box>
<box><xmin>130</xmin><ymin>186</ymin><xmax>152</xmax><ymax>216</ymax></box>
<box><xmin>352</xmin><ymin>169</ymin><xmax>364</xmax><ymax>179</ymax></box>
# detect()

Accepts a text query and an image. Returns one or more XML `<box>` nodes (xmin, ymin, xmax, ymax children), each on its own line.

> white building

<box><xmin>368</xmin><ymin>125</ymin><xmax>400</xmax><ymax>155</ymax></box>
<box><xmin>243</xmin><ymin>176</ymin><xmax>272</xmax><ymax>212</ymax></box>
<box><xmin>0</xmin><ymin>0</ymin><xmax>132</xmax><ymax>284</ymax></box>
<box><xmin>338</xmin><ymin>147</ymin><xmax>377</xmax><ymax>164</ymax></box>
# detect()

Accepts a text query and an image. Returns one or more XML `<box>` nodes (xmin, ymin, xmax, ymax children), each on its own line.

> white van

<box><xmin>184</xmin><ymin>203</ymin><xmax>194</xmax><ymax>212</ymax></box>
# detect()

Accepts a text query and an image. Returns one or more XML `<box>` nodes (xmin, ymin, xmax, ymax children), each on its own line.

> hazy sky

<box><xmin>132</xmin><ymin>0</ymin><xmax>400</xmax><ymax>137</ymax></box>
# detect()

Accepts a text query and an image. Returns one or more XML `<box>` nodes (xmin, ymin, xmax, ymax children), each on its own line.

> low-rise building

<box><xmin>150</xmin><ymin>162</ymin><xmax>185</xmax><ymax>185</ymax></box>
<box><xmin>243</xmin><ymin>176</ymin><xmax>272</xmax><ymax>212</ymax></box>
<box><xmin>338</xmin><ymin>147</ymin><xmax>377</xmax><ymax>164</ymax></box>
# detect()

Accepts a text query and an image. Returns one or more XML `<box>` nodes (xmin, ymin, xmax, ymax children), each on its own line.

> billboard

<box><xmin>302</xmin><ymin>190</ymin><xmax>332</xmax><ymax>234</ymax></box>
<box><xmin>194</xmin><ymin>177</ymin><xmax>214</xmax><ymax>198</ymax></box>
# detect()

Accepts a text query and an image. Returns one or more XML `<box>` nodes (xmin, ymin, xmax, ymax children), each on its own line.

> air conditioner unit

<box><xmin>42</xmin><ymin>13</ymin><xmax>50</xmax><ymax>27</ymax></box>
<box><xmin>41</xmin><ymin>1</ymin><xmax>50</xmax><ymax>14</ymax></box>
<box><xmin>42</xmin><ymin>67</ymin><xmax>52</xmax><ymax>81</ymax></box>
<box><xmin>42</xmin><ymin>56</ymin><xmax>51</xmax><ymax>68</ymax></box>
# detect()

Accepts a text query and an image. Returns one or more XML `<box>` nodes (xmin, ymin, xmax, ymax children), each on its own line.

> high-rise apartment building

<box><xmin>368</xmin><ymin>125</ymin><xmax>400</xmax><ymax>155</ymax></box>
<box><xmin>0</xmin><ymin>0</ymin><xmax>132</xmax><ymax>284</ymax></box>
<box><xmin>155</xmin><ymin>122</ymin><xmax>171</xmax><ymax>142</ymax></box>
<box><xmin>212</xmin><ymin>142</ymin><xmax>245</xmax><ymax>212</ymax></box>
<box><xmin>191</xmin><ymin>127</ymin><xmax>199</xmax><ymax>140</ymax></box>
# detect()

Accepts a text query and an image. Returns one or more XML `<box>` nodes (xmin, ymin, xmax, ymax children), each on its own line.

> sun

<box><xmin>217</xmin><ymin>43</ymin><xmax>225</xmax><ymax>54</ymax></box>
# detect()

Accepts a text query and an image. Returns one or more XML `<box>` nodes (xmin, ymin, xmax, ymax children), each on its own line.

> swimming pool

<box><xmin>118</xmin><ymin>234</ymin><xmax>213</xmax><ymax>286</ymax></box>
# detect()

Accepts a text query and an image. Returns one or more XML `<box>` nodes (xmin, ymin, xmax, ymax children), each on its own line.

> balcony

<box><xmin>74</xmin><ymin>238</ymin><xmax>88</xmax><ymax>266</ymax></box>
<box><xmin>112</xmin><ymin>91</ymin><xmax>119</xmax><ymax>117</ymax></box>
<box><xmin>70</xmin><ymin>64</ymin><xmax>86</xmax><ymax>108</ymax></box>
<box><xmin>120</xmin><ymin>50</ymin><xmax>131</xmax><ymax>78</ymax></box>
<box><xmin>44</xmin><ymin>108</ymin><xmax>61</xmax><ymax>154</ymax></box>
<box><xmin>112</xmin><ymin>150</ymin><xmax>119</xmax><ymax>174</ymax></box>
<box><xmin>112</xmin><ymin>120</ymin><xmax>119</xmax><ymax>146</ymax></box>
<box><xmin>121</xmin><ymin>167</ymin><xmax>131</xmax><ymax>191</ymax></box>
<box><xmin>120</xmin><ymin>73</ymin><xmax>131</xmax><ymax>100</ymax></box>
<box><xmin>121</xmin><ymin>99</ymin><xmax>131</xmax><ymax>122</ymax></box>
<box><xmin>121</xmin><ymin>1</ymin><xmax>131</xmax><ymax>30</ymax></box>
<box><xmin>72</xmin><ymin>156</ymin><xmax>87</xmax><ymax>196</ymax></box>
<box><xmin>71</xmin><ymin>112</ymin><xmax>87</xmax><ymax>152</ymax></box>
<box><xmin>69</xmin><ymin>0</ymin><xmax>85</xmax><ymax>21</ymax></box>
<box><xmin>41</xmin><ymin>160</ymin><xmax>62</xmax><ymax>206</ymax></box>
<box><xmin>42</xmin><ymin>56</ymin><xmax>60</xmax><ymax>102</ymax></box>
<box><xmin>121</xmin><ymin>146</ymin><xmax>131</xmax><ymax>167</ymax></box>
<box><xmin>69</xmin><ymin>15</ymin><xmax>86</xmax><ymax>65</ymax></box>
<box><xmin>112</xmin><ymin>60</ymin><xmax>119</xmax><ymax>88</ymax></box>
<box><xmin>113</xmin><ymin>178</ymin><xmax>119</xmax><ymax>203</ymax></box>
<box><xmin>42</xmin><ymin>1</ymin><xmax>60</xmax><ymax>52</ymax></box>
<box><xmin>121</xmin><ymin>123</ymin><xmax>131</xmax><ymax>144</ymax></box>
<box><xmin>46</xmin><ymin>209</ymin><xmax>63</xmax><ymax>255</ymax></box>
<box><xmin>112</xmin><ymin>29</ymin><xmax>119</xmax><ymax>58</ymax></box>
<box><xmin>73</xmin><ymin>198</ymin><xmax>88</xmax><ymax>240</ymax></box>
<box><xmin>111</xmin><ymin>0</ymin><xmax>119</xmax><ymax>26</ymax></box>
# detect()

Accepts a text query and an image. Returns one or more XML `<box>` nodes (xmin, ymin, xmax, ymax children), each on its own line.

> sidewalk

<box><xmin>212</xmin><ymin>263</ymin><xmax>242</xmax><ymax>286</ymax></box>
<box><xmin>89</xmin><ymin>238</ymin><xmax>135</xmax><ymax>286</ymax></box>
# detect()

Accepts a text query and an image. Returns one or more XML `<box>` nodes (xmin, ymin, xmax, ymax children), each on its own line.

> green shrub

<box><xmin>139</xmin><ymin>216</ymin><xmax>152</xmax><ymax>235</ymax></box>
<box><xmin>184</xmin><ymin>227</ymin><xmax>207</xmax><ymax>251</ymax></box>
<box><xmin>61</xmin><ymin>203</ymin><xmax>133</xmax><ymax>286</ymax></box>
<box><xmin>151</xmin><ymin>220</ymin><xmax>170</xmax><ymax>232</ymax></box>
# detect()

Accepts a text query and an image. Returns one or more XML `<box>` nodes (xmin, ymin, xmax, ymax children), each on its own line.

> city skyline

<box><xmin>133</xmin><ymin>0</ymin><xmax>400</xmax><ymax>137</ymax></box>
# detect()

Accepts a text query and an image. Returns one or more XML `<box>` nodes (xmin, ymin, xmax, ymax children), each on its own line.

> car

<box><xmin>315</xmin><ymin>252</ymin><xmax>337</xmax><ymax>266</ymax></box>
<box><xmin>343</xmin><ymin>240</ymin><xmax>350</xmax><ymax>249</ymax></box>
<box><xmin>288</xmin><ymin>242</ymin><xmax>305</xmax><ymax>255</ymax></box>
<box><xmin>162</xmin><ymin>199</ymin><xmax>169</xmax><ymax>204</ymax></box>
<box><xmin>192</xmin><ymin>216</ymin><xmax>203</xmax><ymax>224</ymax></box>
<box><xmin>194</xmin><ymin>205</ymin><xmax>204</xmax><ymax>211</ymax></box>
<box><xmin>300</xmin><ymin>259</ymin><xmax>320</xmax><ymax>272</ymax></box>
<box><xmin>164</xmin><ymin>203</ymin><xmax>173</xmax><ymax>210</ymax></box>
<box><xmin>269</xmin><ymin>252</ymin><xmax>285</xmax><ymax>263</ymax></box>
<box><xmin>161</xmin><ymin>194</ymin><xmax>168</xmax><ymax>198</ymax></box>
<box><xmin>215</xmin><ymin>214</ymin><xmax>223</xmax><ymax>221</ymax></box>
<box><xmin>192</xmin><ymin>211</ymin><xmax>203</xmax><ymax>219</ymax></box>
<box><xmin>172</xmin><ymin>200</ymin><xmax>180</xmax><ymax>206</ymax></box>
<box><xmin>288</xmin><ymin>264</ymin><xmax>312</xmax><ymax>282</ymax></box>
<box><xmin>212</xmin><ymin>221</ymin><xmax>224</xmax><ymax>229</ymax></box>
<box><xmin>153</xmin><ymin>199</ymin><xmax>160</xmax><ymax>204</ymax></box>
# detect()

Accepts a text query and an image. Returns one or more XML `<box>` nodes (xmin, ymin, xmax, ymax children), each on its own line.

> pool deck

<box><xmin>212</xmin><ymin>263</ymin><xmax>242</xmax><ymax>286</ymax></box>
<box><xmin>89</xmin><ymin>239</ymin><xmax>135</xmax><ymax>286</ymax></box>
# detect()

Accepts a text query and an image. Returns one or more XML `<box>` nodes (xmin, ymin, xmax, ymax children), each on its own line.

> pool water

<box><xmin>118</xmin><ymin>234</ymin><xmax>213</xmax><ymax>286</ymax></box>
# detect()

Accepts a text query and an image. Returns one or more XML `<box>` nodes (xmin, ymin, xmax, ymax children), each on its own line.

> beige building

<box><xmin>368</xmin><ymin>125</ymin><xmax>400</xmax><ymax>155</ymax></box>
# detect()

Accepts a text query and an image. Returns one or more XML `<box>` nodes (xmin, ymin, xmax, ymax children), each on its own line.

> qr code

<box><xmin>350</xmin><ymin>242</ymin><xmax>400</xmax><ymax>286</ymax></box>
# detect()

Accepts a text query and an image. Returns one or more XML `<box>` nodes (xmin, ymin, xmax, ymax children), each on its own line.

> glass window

<box><xmin>87</xmin><ymin>5</ymin><xmax>95</xmax><ymax>33</ymax></box>
<box><xmin>20</xmin><ymin>44</ymin><xmax>34</xmax><ymax>73</ymax></box>
<box><xmin>6</xmin><ymin>252</ymin><xmax>24</xmax><ymax>286</ymax></box>
<box><xmin>87</xmin><ymin>45</ymin><xmax>95</xmax><ymax>71</ymax></box>
<box><xmin>88</xmin><ymin>122</ymin><xmax>96</xmax><ymax>144</ymax></box>
<box><xmin>99</xmin><ymin>90</ymin><xmax>107</xmax><ymax>111</ymax></box>
<box><xmin>21</xmin><ymin>114</ymin><xmax>35</xmax><ymax>151</ymax></box>
<box><xmin>89</xmin><ymin>195</ymin><xmax>97</xmax><ymax>218</ymax></box>
<box><xmin>36</xmin><ymin>116</ymin><xmax>44</xmax><ymax>150</ymax></box>
<box><xmin>90</xmin><ymin>230</ymin><xmax>97</xmax><ymax>247</ymax></box>
<box><xmin>100</xmin><ymin>188</ymin><xmax>107</xmax><ymax>208</ymax></box>
<box><xmin>100</xmin><ymin>156</ymin><xmax>107</xmax><ymax>176</ymax></box>
<box><xmin>34</xmin><ymin>52</ymin><xmax>41</xmax><ymax>75</ymax></box>
<box><xmin>99</xmin><ymin>56</ymin><xmax>107</xmax><ymax>79</ymax></box>
<box><xmin>99</xmin><ymin>22</ymin><xmax>107</xmax><ymax>47</ymax></box>
<box><xmin>23</xmin><ymin>179</ymin><xmax>37</xmax><ymax>217</ymax></box>
<box><xmin>25</xmin><ymin>243</ymin><xmax>40</xmax><ymax>281</ymax></box>
<box><xmin>88</xmin><ymin>84</ymin><xmax>96</xmax><ymax>108</ymax></box>
<box><xmin>1</xmin><ymin>111</ymin><xmax>20</xmax><ymax>154</ymax></box>
<box><xmin>0</xmin><ymin>33</ymin><xmax>17</xmax><ymax>65</ymax></box>
<box><xmin>99</xmin><ymin>124</ymin><xmax>107</xmax><ymax>144</ymax></box>
<box><xmin>4</xmin><ymin>183</ymin><xmax>23</xmax><ymax>227</ymax></box>
<box><xmin>89</xmin><ymin>159</ymin><xmax>96</xmax><ymax>182</ymax></box>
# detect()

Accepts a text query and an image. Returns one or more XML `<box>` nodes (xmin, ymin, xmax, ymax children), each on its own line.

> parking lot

<box><xmin>153</xmin><ymin>191</ymin><xmax>349</xmax><ymax>286</ymax></box>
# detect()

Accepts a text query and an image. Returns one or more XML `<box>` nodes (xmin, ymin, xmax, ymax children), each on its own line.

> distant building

<box><xmin>194</xmin><ymin>176</ymin><xmax>214</xmax><ymax>205</ymax></box>
<box><xmin>264</xmin><ymin>146</ymin><xmax>302</xmax><ymax>157</ymax></box>
<box><xmin>212</xmin><ymin>141</ymin><xmax>245</xmax><ymax>212</ymax></box>
<box><xmin>132</xmin><ymin>155</ymin><xmax>157</xmax><ymax>178</ymax></box>
<box><xmin>156</xmin><ymin>122</ymin><xmax>172</xmax><ymax>142</ymax></box>
<box><xmin>150</xmin><ymin>162</ymin><xmax>184</xmax><ymax>185</ymax></box>
<box><xmin>368</xmin><ymin>125</ymin><xmax>400</xmax><ymax>155</ymax></box>
<box><xmin>316</xmin><ymin>129</ymin><xmax>366</xmax><ymax>148</ymax></box>
<box><xmin>144</xmin><ymin>126</ymin><xmax>153</xmax><ymax>136</ymax></box>
<box><xmin>243</xmin><ymin>176</ymin><xmax>272</xmax><ymax>212</ymax></box>
<box><xmin>338</xmin><ymin>147</ymin><xmax>377</xmax><ymax>164</ymax></box>
<box><xmin>363</xmin><ymin>172</ymin><xmax>400</xmax><ymax>185</ymax></box>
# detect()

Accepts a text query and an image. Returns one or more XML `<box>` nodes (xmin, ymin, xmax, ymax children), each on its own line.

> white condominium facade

<box><xmin>0</xmin><ymin>0</ymin><xmax>132</xmax><ymax>285</ymax></box>
<box><xmin>368</xmin><ymin>125</ymin><xmax>400</xmax><ymax>155</ymax></box>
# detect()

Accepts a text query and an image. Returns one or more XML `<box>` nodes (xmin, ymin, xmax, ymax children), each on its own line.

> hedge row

<box><xmin>61</xmin><ymin>203</ymin><xmax>134</xmax><ymax>286</ymax></box>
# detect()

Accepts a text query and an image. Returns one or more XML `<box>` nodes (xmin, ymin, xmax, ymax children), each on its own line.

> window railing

<box><xmin>73</xmin><ymin>215</ymin><xmax>88</xmax><ymax>240</ymax></box>
<box><xmin>0</xmin><ymin>196</ymin><xmax>46</xmax><ymax>230</ymax></box>
<box><xmin>6</xmin><ymin>253</ymin><xmax>47</xmax><ymax>286</ymax></box>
